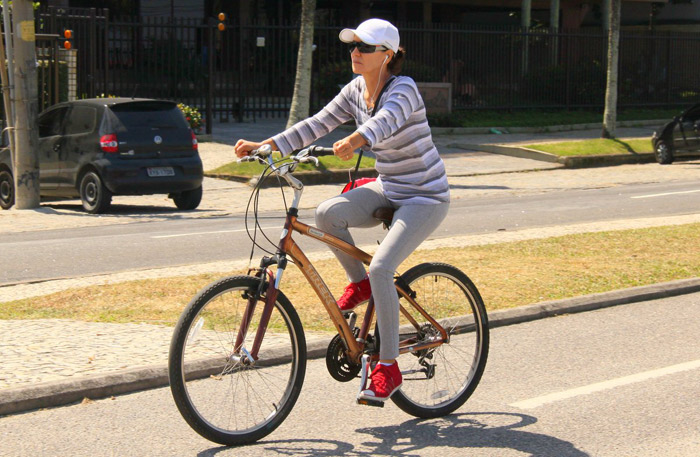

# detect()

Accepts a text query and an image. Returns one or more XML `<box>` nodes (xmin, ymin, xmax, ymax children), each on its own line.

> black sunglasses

<box><xmin>348</xmin><ymin>42</ymin><xmax>388</xmax><ymax>54</ymax></box>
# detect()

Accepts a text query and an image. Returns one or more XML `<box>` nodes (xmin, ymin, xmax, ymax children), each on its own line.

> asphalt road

<box><xmin>3</xmin><ymin>179</ymin><xmax>700</xmax><ymax>285</ymax></box>
<box><xmin>1</xmin><ymin>292</ymin><xmax>698</xmax><ymax>456</ymax></box>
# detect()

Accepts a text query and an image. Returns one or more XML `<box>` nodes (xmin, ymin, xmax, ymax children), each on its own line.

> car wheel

<box><xmin>0</xmin><ymin>169</ymin><xmax>14</xmax><ymax>210</ymax></box>
<box><xmin>172</xmin><ymin>185</ymin><xmax>202</xmax><ymax>210</ymax></box>
<box><xmin>79</xmin><ymin>171</ymin><xmax>112</xmax><ymax>214</ymax></box>
<box><xmin>655</xmin><ymin>140</ymin><xmax>674</xmax><ymax>165</ymax></box>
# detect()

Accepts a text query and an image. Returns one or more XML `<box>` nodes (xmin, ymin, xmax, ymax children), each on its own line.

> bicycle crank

<box><xmin>325</xmin><ymin>333</ymin><xmax>361</xmax><ymax>382</ymax></box>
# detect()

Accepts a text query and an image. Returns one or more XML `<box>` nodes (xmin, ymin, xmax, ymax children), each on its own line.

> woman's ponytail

<box><xmin>387</xmin><ymin>46</ymin><xmax>405</xmax><ymax>76</ymax></box>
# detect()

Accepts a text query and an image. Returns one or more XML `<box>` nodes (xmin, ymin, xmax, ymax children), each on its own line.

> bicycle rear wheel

<box><xmin>391</xmin><ymin>263</ymin><xmax>489</xmax><ymax>418</ymax></box>
<box><xmin>169</xmin><ymin>275</ymin><xmax>306</xmax><ymax>446</ymax></box>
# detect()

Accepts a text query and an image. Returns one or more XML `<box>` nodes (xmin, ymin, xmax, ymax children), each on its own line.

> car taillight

<box><xmin>100</xmin><ymin>134</ymin><xmax>118</xmax><ymax>153</ymax></box>
<box><xmin>190</xmin><ymin>129</ymin><xmax>198</xmax><ymax>151</ymax></box>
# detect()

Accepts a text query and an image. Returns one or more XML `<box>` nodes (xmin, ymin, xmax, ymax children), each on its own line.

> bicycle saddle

<box><xmin>372</xmin><ymin>207</ymin><xmax>394</xmax><ymax>229</ymax></box>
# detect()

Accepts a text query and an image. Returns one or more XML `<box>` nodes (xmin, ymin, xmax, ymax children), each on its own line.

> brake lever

<box><xmin>256</xmin><ymin>144</ymin><xmax>273</xmax><ymax>157</ymax></box>
<box><xmin>237</xmin><ymin>144</ymin><xmax>274</xmax><ymax>163</ymax></box>
<box><xmin>297</xmin><ymin>156</ymin><xmax>319</xmax><ymax>166</ymax></box>
<box><xmin>294</xmin><ymin>147</ymin><xmax>321</xmax><ymax>167</ymax></box>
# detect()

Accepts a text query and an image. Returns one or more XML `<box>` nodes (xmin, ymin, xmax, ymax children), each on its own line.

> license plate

<box><xmin>147</xmin><ymin>167</ymin><xmax>175</xmax><ymax>177</ymax></box>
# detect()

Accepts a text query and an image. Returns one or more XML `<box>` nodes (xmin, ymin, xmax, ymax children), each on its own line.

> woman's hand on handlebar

<box><xmin>333</xmin><ymin>132</ymin><xmax>368</xmax><ymax>161</ymax></box>
<box><xmin>234</xmin><ymin>139</ymin><xmax>263</xmax><ymax>158</ymax></box>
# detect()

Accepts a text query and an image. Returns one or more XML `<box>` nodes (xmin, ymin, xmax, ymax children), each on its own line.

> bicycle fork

<box><xmin>232</xmin><ymin>255</ymin><xmax>287</xmax><ymax>364</ymax></box>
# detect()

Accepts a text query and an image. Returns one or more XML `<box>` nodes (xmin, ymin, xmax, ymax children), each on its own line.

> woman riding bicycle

<box><xmin>234</xmin><ymin>18</ymin><xmax>450</xmax><ymax>403</ymax></box>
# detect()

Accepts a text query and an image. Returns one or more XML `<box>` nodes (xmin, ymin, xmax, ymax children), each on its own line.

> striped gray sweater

<box><xmin>271</xmin><ymin>76</ymin><xmax>450</xmax><ymax>205</ymax></box>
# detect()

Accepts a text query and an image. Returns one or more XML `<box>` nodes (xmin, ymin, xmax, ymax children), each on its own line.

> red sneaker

<box><xmin>337</xmin><ymin>277</ymin><xmax>371</xmax><ymax>312</ymax></box>
<box><xmin>359</xmin><ymin>362</ymin><xmax>403</xmax><ymax>402</ymax></box>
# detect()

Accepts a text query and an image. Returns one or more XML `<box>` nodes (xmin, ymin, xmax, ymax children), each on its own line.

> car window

<box><xmin>38</xmin><ymin>107</ymin><xmax>69</xmax><ymax>137</ymax></box>
<box><xmin>107</xmin><ymin>103</ymin><xmax>188</xmax><ymax>132</ymax></box>
<box><xmin>682</xmin><ymin>105</ymin><xmax>700</xmax><ymax>122</ymax></box>
<box><xmin>64</xmin><ymin>105</ymin><xmax>97</xmax><ymax>135</ymax></box>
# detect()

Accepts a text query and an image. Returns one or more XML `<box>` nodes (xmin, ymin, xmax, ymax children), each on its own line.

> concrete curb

<box><xmin>2</xmin><ymin>277</ymin><xmax>699</xmax><ymax>417</ymax></box>
<box><xmin>196</xmin><ymin>134</ymin><xmax>214</xmax><ymax>142</ymax></box>
<box><xmin>453</xmin><ymin>143</ymin><xmax>657</xmax><ymax>168</ymax></box>
<box><xmin>485</xmin><ymin>277</ymin><xmax>700</xmax><ymax>328</ymax></box>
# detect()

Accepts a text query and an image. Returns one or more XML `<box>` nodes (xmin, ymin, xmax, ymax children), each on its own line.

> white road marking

<box><xmin>510</xmin><ymin>359</ymin><xmax>700</xmax><ymax>409</ymax></box>
<box><xmin>151</xmin><ymin>227</ymin><xmax>279</xmax><ymax>239</ymax></box>
<box><xmin>631</xmin><ymin>189</ymin><xmax>700</xmax><ymax>199</ymax></box>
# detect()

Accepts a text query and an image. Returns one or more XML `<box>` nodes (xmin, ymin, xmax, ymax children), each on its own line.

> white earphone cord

<box><xmin>369</xmin><ymin>55</ymin><xmax>390</xmax><ymax>108</ymax></box>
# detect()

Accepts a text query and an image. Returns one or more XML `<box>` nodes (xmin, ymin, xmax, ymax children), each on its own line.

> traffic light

<box><xmin>217</xmin><ymin>13</ymin><xmax>226</xmax><ymax>31</ymax></box>
<box><xmin>62</xmin><ymin>29</ymin><xmax>73</xmax><ymax>50</ymax></box>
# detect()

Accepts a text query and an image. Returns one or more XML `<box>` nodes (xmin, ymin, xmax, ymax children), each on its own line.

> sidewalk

<box><xmin>206</xmin><ymin>117</ymin><xmax>659</xmax><ymax>148</ymax></box>
<box><xmin>209</xmin><ymin>117</ymin><xmax>660</xmax><ymax>169</ymax></box>
<box><xmin>3</xmin><ymin>118</ymin><xmax>699</xmax><ymax>416</ymax></box>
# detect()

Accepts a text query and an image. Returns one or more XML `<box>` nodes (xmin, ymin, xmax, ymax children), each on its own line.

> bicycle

<box><xmin>168</xmin><ymin>144</ymin><xmax>489</xmax><ymax>446</ymax></box>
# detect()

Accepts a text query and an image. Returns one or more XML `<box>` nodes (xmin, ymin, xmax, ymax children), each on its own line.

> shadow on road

<box><xmin>43</xmin><ymin>202</ymin><xmax>229</xmax><ymax>219</ymax></box>
<box><xmin>353</xmin><ymin>412</ymin><xmax>589</xmax><ymax>457</ymax></box>
<box><xmin>199</xmin><ymin>412</ymin><xmax>589</xmax><ymax>456</ymax></box>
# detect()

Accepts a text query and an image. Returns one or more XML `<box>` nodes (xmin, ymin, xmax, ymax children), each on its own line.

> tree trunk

<box><xmin>602</xmin><ymin>0</ymin><xmax>621</xmax><ymax>139</ymax></box>
<box><xmin>12</xmin><ymin>0</ymin><xmax>40</xmax><ymax>208</ymax></box>
<box><xmin>286</xmin><ymin>0</ymin><xmax>316</xmax><ymax>129</ymax></box>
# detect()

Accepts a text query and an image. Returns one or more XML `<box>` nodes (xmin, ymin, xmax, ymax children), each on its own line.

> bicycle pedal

<box><xmin>356</xmin><ymin>397</ymin><xmax>384</xmax><ymax>408</ymax></box>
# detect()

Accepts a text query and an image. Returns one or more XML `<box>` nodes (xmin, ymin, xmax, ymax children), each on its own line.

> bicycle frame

<box><xmin>234</xmin><ymin>151</ymin><xmax>448</xmax><ymax>365</ymax></box>
<box><xmin>237</xmin><ymin>209</ymin><xmax>449</xmax><ymax>365</ymax></box>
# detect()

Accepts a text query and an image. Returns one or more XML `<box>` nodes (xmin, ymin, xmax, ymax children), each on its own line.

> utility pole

<box><xmin>521</xmin><ymin>0</ymin><xmax>531</xmax><ymax>75</ymax></box>
<box><xmin>550</xmin><ymin>0</ymin><xmax>560</xmax><ymax>65</ymax></box>
<box><xmin>12</xmin><ymin>0</ymin><xmax>40</xmax><ymax>208</ymax></box>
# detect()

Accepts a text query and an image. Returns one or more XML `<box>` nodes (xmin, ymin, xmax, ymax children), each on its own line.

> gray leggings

<box><xmin>315</xmin><ymin>180</ymin><xmax>449</xmax><ymax>360</ymax></box>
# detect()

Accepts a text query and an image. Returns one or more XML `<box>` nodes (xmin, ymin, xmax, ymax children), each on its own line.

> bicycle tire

<box><xmin>168</xmin><ymin>275</ymin><xmax>306</xmax><ymax>446</ymax></box>
<box><xmin>391</xmin><ymin>263</ymin><xmax>489</xmax><ymax>418</ymax></box>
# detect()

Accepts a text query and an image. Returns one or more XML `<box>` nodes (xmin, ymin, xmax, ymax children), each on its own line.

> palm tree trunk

<box><xmin>286</xmin><ymin>0</ymin><xmax>316</xmax><ymax>129</ymax></box>
<box><xmin>602</xmin><ymin>0</ymin><xmax>621</xmax><ymax>139</ymax></box>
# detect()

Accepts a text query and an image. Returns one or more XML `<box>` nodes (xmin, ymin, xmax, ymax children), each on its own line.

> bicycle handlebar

<box><xmin>305</xmin><ymin>145</ymin><xmax>335</xmax><ymax>156</ymax></box>
<box><xmin>236</xmin><ymin>143</ymin><xmax>346</xmax><ymax>211</ymax></box>
<box><xmin>238</xmin><ymin>144</ymin><xmax>335</xmax><ymax>164</ymax></box>
<box><xmin>237</xmin><ymin>144</ymin><xmax>341</xmax><ymax>194</ymax></box>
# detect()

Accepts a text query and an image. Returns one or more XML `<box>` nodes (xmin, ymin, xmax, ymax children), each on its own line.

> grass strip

<box><xmin>522</xmin><ymin>138</ymin><xmax>652</xmax><ymax>157</ymax></box>
<box><xmin>208</xmin><ymin>153</ymin><xmax>376</xmax><ymax>178</ymax></box>
<box><xmin>2</xmin><ymin>223</ymin><xmax>699</xmax><ymax>332</ymax></box>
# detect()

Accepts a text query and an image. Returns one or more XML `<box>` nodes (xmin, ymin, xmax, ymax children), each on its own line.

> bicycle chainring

<box><xmin>325</xmin><ymin>333</ymin><xmax>361</xmax><ymax>382</ymax></box>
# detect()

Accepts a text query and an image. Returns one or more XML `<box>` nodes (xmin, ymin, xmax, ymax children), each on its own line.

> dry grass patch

<box><xmin>2</xmin><ymin>224</ymin><xmax>699</xmax><ymax>332</ymax></box>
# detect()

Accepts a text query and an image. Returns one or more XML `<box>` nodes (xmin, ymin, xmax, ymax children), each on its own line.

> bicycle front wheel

<box><xmin>392</xmin><ymin>263</ymin><xmax>489</xmax><ymax>418</ymax></box>
<box><xmin>169</xmin><ymin>275</ymin><xmax>306</xmax><ymax>446</ymax></box>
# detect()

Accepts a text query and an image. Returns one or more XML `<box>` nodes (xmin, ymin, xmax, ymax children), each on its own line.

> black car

<box><xmin>651</xmin><ymin>103</ymin><xmax>700</xmax><ymax>165</ymax></box>
<box><xmin>0</xmin><ymin>98</ymin><xmax>203</xmax><ymax>213</ymax></box>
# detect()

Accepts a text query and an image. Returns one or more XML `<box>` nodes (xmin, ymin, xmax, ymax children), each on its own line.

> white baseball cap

<box><xmin>339</xmin><ymin>18</ymin><xmax>400</xmax><ymax>52</ymax></box>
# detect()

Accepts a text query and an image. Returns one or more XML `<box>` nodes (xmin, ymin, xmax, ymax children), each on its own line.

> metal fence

<box><xmin>0</xmin><ymin>33</ymin><xmax>61</xmax><ymax>117</ymax></box>
<box><xmin>38</xmin><ymin>7</ymin><xmax>108</xmax><ymax>100</ymax></box>
<box><xmin>33</xmin><ymin>7</ymin><xmax>700</xmax><ymax>131</ymax></box>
